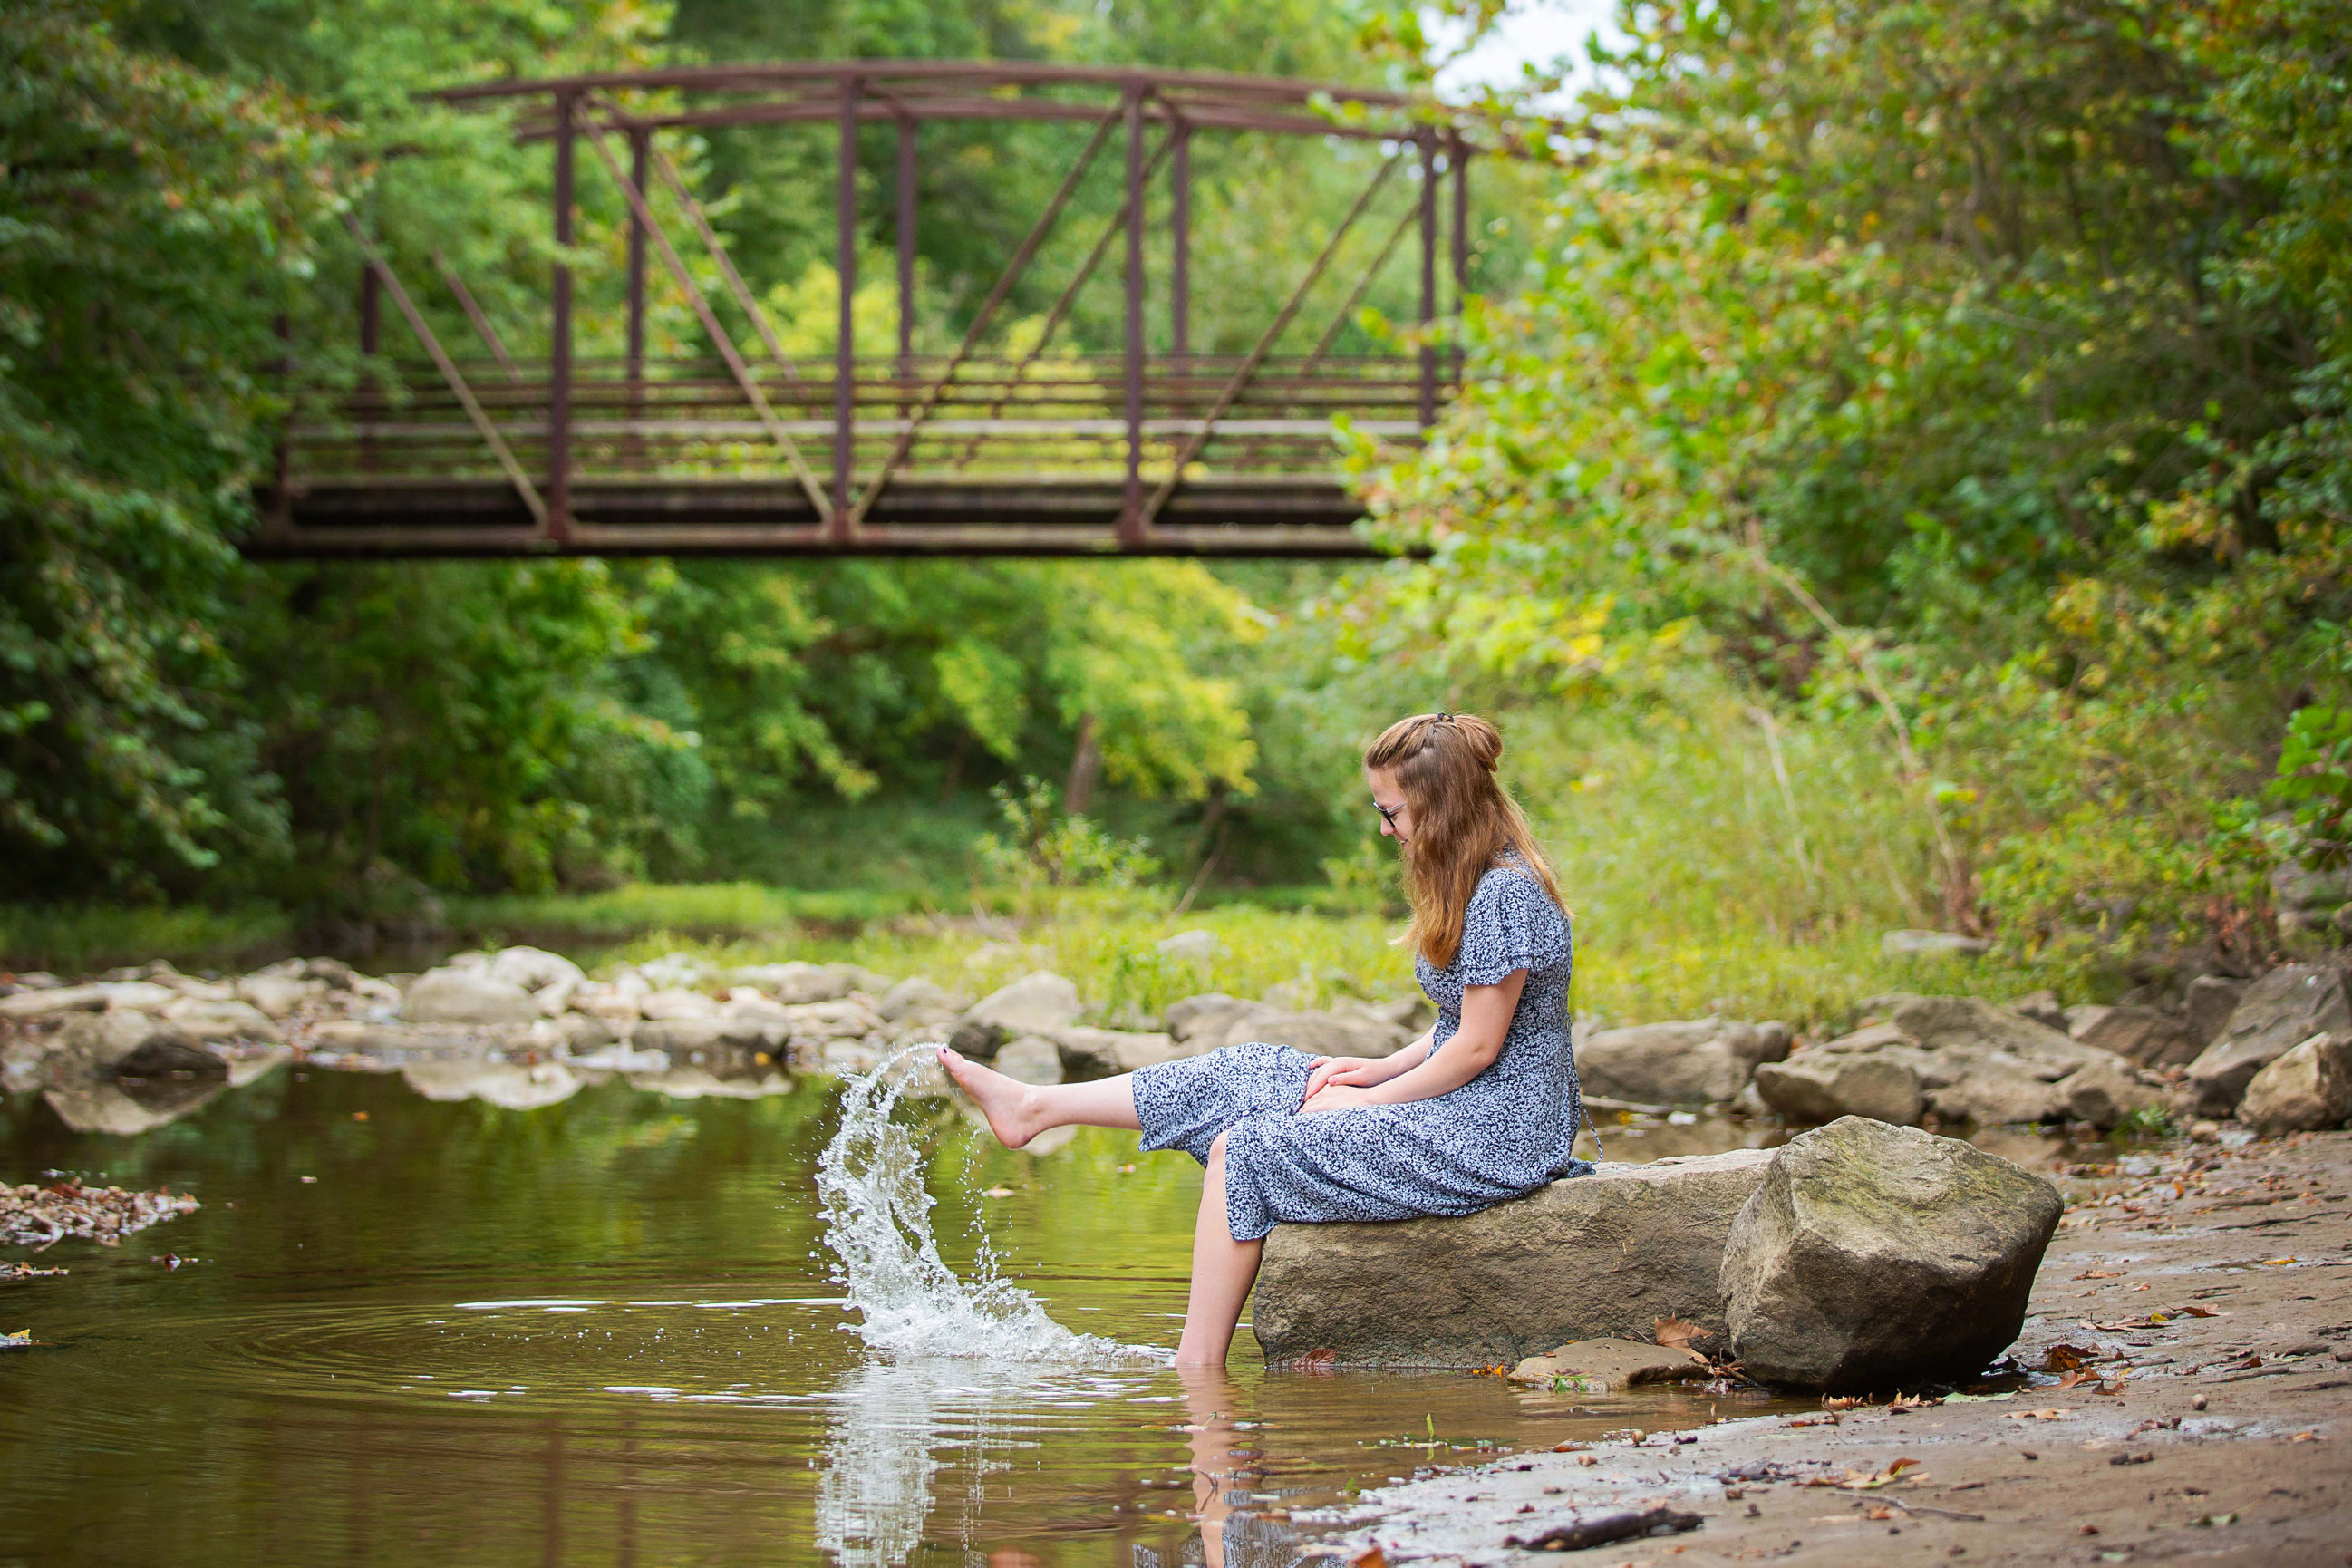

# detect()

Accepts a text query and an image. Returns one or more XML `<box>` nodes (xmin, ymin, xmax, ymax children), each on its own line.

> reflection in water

<box><xmin>816</xmin><ymin>1360</ymin><xmax>1011</xmax><ymax>1568</ymax></box>
<box><xmin>401</xmin><ymin>1059</ymin><xmax>583</xmax><ymax>1109</ymax></box>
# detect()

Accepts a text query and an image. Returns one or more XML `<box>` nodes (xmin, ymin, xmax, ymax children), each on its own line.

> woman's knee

<box><xmin>1206</xmin><ymin>1129</ymin><xmax>1229</xmax><ymax>1166</ymax></box>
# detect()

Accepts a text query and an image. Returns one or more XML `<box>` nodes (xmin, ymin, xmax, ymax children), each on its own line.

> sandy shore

<box><xmin>1325</xmin><ymin>1128</ymin><xmax>2352</xmax><ymax>1566</ymax></box>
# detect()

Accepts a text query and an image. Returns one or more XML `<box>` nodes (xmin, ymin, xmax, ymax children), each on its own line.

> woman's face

<box><xmin>1366</xmin><ymin>767</ymin><xmax>1414</xmax><ymax>846</ymax></box>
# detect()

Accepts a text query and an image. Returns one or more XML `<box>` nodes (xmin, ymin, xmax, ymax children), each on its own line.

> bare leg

<box><xmin>1175</xmin><ymin>1132</ymin><xmax>1263</xmax><ymax>1368</ymax></box>
<box><xmin>1177</xmin><ymin>1365</ymin><xmax>1244</xmax><ymax>1568</ymax></box>
<box><xmin>936</xmin><ymin>1046</ymin><xmax>1140</xmax><ymax>1149</ymax></box>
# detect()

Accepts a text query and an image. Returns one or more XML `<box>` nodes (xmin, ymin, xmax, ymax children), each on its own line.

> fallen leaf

<box><xmin>2055</xmin><ymin>1369</ymin><xmax>2098</xmax><ymax>1390</ymax></box>
<box><xmin>1655</xmin><ymin>1315</ymin><xmax>1704</xmax><ymax>1352</ymax></box>
<box><xmin>2193</xmin><ymin>1512</ymin><xmax>2239</xmax><ymax>1527</ymax></box>
<box><xmin>2290</xmin><ymin>1430</ymin><xmax>2324</xmax><ymax>1443</ymax></box>
<box><xmin>2075</xmin><ymin>1269</ymin><xmax>2126</xmax><ymax>1280</ymax></box>
<box><xmin>2260</xmin><ymin>1258</ymin><xmax>2298</xmax><ymax>1266</ymax></box>
<box><xmin>2004</xmin><ymin>1408</ymin><xmax>2069</xmax><ymax>1422</ymax></box>
<box><xmin>2178</xmin><ymin>1305</ymin><xmax>2220</xmax><ymax>1318</ymax></box>
<box><xmin>1348</xmin><ymin>1549</ymin><xmax>1388</xmax><ymax>1568</ymax></box>
<box><xmin>2043</xmin><ymin>1343</ymin><xmax>2102</xmax><ymax>1373</ymax></box>
<box><xmin>1300</xmin><ymin>1348</ymin><xmax>1337</xmax><ymax>1371</ymax></box>
<box><xmin>1888</xmin><ymin>1393</ymin><xmax>1941</xmax><ymax>1412</ymax></box>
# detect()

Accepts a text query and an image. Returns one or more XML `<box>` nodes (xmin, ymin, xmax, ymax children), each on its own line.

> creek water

<box><xmin>0</xmin><ymin>1055</ymin><xmax>2085</xmax><ymax>1567</ymax></box>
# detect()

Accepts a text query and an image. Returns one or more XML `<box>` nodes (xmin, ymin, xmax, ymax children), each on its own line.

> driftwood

<box><xmin>1503</xmin><ymin>1505</ymin><xmax>1704</xmax><ymax>1552</ymax></box>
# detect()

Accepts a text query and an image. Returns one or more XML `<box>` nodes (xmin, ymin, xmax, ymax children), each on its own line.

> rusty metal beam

<box><xmin>341</xmin><ymin>216</ymin><xmax>547</xmax><ymax>528</ymax></box>
<box><xmin>834</xmin><ymin>73</ymin><xmax>860</xmax><ymax>537</ymax></box>
<box><xmin>847</xmin><ymin>108</ymin><xmax>1121</xmax><ymax>527</ymax></box>
<box><xmin>1171</xmin><ymin>120</ymin><xmax>1190</xmax><ymax>359</ymax></box>
<box><xmin>576</xmin><ymin>116</ymin><xmax>834</xmax><ymax>525</ymax></box>
<box><xmin>431</xmin><ymin>253</ymin><xmax>520</xmax><ymax>382</ymax></box>
<box><xmin>1418</xmin><ymin>131</ymin><xmax>1437</xmax><ymax>428</ymax></box>
<box><xmin>549</xmin><ymin>89</ymin><xmax>576</xmax><ymax>540</ymax></box>
<box><xmin>438</xmin><ymin>61</ymin><xmax>1425</xmax><ymax>111</ymax></box>
<box><xmin>1303</xmin><ymin>202</ymin><xmax>1418</xmax><ymax>368</ymax></box>
<box><xmin>1121</xmin><ymin>87</ymin><xmax>1147</xmax><ymax>546</ymax></box>
<box><xmin>1137</xmin><ymin>154</ymin><xmax>1402</xmax><ymax>531</ymax></box>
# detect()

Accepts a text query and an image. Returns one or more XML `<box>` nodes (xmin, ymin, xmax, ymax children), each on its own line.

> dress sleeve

<box><xmin>1455</xmin><ymin>868</ymin><xmax>1570</xmax><ymax>987</ymax></box>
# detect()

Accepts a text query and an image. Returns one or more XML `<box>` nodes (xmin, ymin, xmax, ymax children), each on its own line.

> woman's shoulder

<box><xmin>1471</xmin><ymin>855</ymin><xmax>1565</xmax><ymax>923</ymax></box>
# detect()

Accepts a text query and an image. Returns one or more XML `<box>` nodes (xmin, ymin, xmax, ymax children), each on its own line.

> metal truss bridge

<box><xmin>250</xmin><ymin>63</ymin><xmax>1534</xmax><ymax>558</ymax></box>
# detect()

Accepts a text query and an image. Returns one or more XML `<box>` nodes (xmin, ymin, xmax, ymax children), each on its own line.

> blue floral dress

<box><xmin>1132</xmin><ymin>857</ymin><xmax>1594</xmax><ymax>1241</ymax></box>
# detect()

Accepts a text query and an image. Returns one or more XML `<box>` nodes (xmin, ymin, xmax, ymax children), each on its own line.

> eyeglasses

<box><xmin>1373</xmin><ymin>799</ymin><xmax>1407</xmax><ymax>830</ymax></box>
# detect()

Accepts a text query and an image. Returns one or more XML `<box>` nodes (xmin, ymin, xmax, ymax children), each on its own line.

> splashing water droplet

<box><xmin>817</xmin><ymin>1045</ymin><xmax>1161</xmax><ymax>1365</ymax></box>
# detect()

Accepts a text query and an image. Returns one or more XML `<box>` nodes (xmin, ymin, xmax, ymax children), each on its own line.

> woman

<box><xmin>940</xmin><ymin>712</ymin><xmax>1592</xmax><ymax>1366</ymax></box>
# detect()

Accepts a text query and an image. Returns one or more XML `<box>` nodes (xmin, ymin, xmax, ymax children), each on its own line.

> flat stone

<box><xmin>1505</xmin><ymin>1338</ymin><xmax>1708</xmax><ymax>1390</ymax></box>
<box><xmin>1721</xmin><ymin>1118</ymin><xmax>2062</xmax><ymax>1393</ymax></box>
<box><xmin>1252</xmin><ymin>1148</ymin><xmax>1775</xmax><ymax>1369</ymax></box>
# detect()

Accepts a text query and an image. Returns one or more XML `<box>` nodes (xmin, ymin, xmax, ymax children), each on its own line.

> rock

<box><xmin>780</xmin><ymin>1001</ymin><xmax>885</xmax><ymax>1041</ymax></box>
<box><xmin>483</xmin><ymin>945</ymin><xmax>586</xmax><ymax>993</ymax></box>
<box><xmin>626</xmin><ymin>1064</ymin><xmax>796</xmax><ymax>1099</ymax></box>
<box><xmin>950</xmin><ymin>971</ymin><xmax>1084</xmax><ymax>1056</ymax></box>
<box><xmin>58</xmin><ymin>1011</ymin><xmax>225</xmax><ymax>1080</ymax></box>
<box><xmin>1891</xmin><ymin>995</ymin><xmax>2088</xmax><ymax>1063</ymax></box>
<box><xmin>992</xmin><ymin>1034</ymin><xmax>1065</xmax><ymax>1086</ymax></box>
<box><xmin>1881</xmin><ymin>929</ymin><xmax>1991</xmax><ymax>958</ymax></box>
<box><xmin>1050</xmin><ymin>1026</ymin><xmax>1186</xmax><ymax>1077</ymax></box>
<box><xmin>1720</xmin><ymin>1118</ymin><xmax>2063</xmax><ymax>1392</ymax></box>
<box><xmin>2074</xmin><ymin>1004</ymin><xmax>2201</xmax><ymax>1069</ymax></box>
<box><xmin>0</xmin><ymin>982</ymin><xmax>177</xmax><ymax>1020</ymax></box>
<box><xmin>160</xmin><ymin>997</ymin><xmax>284</xmax><ymax>1044</ymax></box>
<box><xmin>235</xmin><ymin>973</ymin><xmax>317</xmax><ymax>1019</ymax></box>
<box><xmin>630</xmin><ymin>1016</ymin><xmax>787</xmax><ymax>1057</ymax></box>
<box><xmin>1753</xmin><ymin>1051</ymin><xmax>1925</xmax><ymax>1126</ymax></box>
<box><xmin>2184</xmin><ymin>975</ymin><xmax>2249</xmax><ymax>1048</ymax></box>
<box><xmin>2004</xmin><ymin>990</ymin><xmax>2066</xmax><ymax>1031</ymax></box>
<box><xmin>1166</xmin><ymin>992</ymin><xmax>1256</xmax><ymax>1043</ymax></box>
<box><xmin>1156</xmin><ymin>929</ymin><xmax>1225</xmax><ymax>961</ymax></box>
<box><xmin>1206</xmin><ymin>1008</ymin><xmax>1409</xmax><ymax>1058</ymax></box>
<box><xmin>402</xmin><ymin>968</ymin><xmax>539</xmax><ymax>1026</ymax></box>
<box><xmin>2064</xmin><ymin>1003</ymin><xmax>2111</xmax><ymax>1039</ymax></box>
<box><xmin>726</xmin><ymin>962</ymin><xmax>852</xmax><ymax>1004</ymax></box>
<box><xmin>1251</xmin><ymin>1148</ymin><xmax>1776</xmax><ymax>1369</ymax></box>
<box><xmin>2062</xmin><ymin>1055</ymin><xmax>2168</xmax><ymax>1130</ymax></box>
<box><xmin>1924</xmin><ymin>1065</ymin><xmax>2066</xmax><ymax>1128</ymax></box>
<box><xmin>819</xmin><ymin>1039</ymin><xmax>884</xmax><ymax>1075</ymax></box>
<box><xmin>402</xmin><ymin>1060</ymin><xmax>582</xmax><ymax>1110</ymax></box>
<box><xmin>876</xmin><ymin>977</ymin><xmax>970</xmax><ymax>1023</ymax></box>
<box><xmin>1575</xmin><ymin>1019</ymin><xmax>1792</xmax><ymax>1106</ymax></box>
<box><xmin>721</xmin><ymin>989</ymin><xmax>792</xmax><ymax>1021</ymax></box>
<box><xmin>1504</xmin><ymin>1338</ymin><xmax>1709</xmax><ymax>1391</ymax></box>
<box><xmin>2239</xmin><ymin>1032</ymin><xmax>2352</xmax><ymax>1135</ymax></box>
<box><xmin>638</xmin><ymin>988</ymin><xmax>721</xmax><ymax>1021</ymax></box>
<box><xmin>2187</xmin><ymin>963</ymin><xmax>2352</xmax><ymax>1115</ymax></box>
<box><xmin>2273</xmin><ymin>861</ymin><xmax>2352</xmax><ymax>917</ymax></box>
<box><xmin>43</xmin><ymin>1074</ymin><xmax>225</xmax><ymax>1136</ymax></box>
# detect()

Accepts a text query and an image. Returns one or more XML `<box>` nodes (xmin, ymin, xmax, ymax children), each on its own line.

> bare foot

<box><xmin>937</xmin><ymin>1046</ymin><xmax>1044</xmax><ymax>1148</ymax></box>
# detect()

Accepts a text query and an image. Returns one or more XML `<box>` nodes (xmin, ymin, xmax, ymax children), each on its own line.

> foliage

<box><xmin>2269</xmin><ymin>704</ymin><xmax>2352</xmax><ymax>872</ymax></box>
<box><xmin>973</xmin><ymin>777</ymin><xmax>1161</xmax><ymax>895</ymax></box>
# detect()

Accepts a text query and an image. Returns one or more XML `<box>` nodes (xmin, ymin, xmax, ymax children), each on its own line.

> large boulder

<box><xmin>1251</xmin><ymin>1148</ymin><xmax>1775</xmax><ymax>1369</ymax></box>
<box><xmin>2187</xmin><ymin>963</ymin><xmax>2352</xmax><ymax>1115</ymax></box>
<box><xmin>876</xmin><ymin>976</ymin><xmax>970</xmax><ymax>1024</ymax></box>
<box><xmin>2072</xmin><ymin>1004</ymin><xmax>2201</xmax><ymax>1069</ymax></box>
<box><xmin>1577</xmin><ymin>1019</ymin><xmax>1791</xmax><ymax>1106</ymax></box>
<box><xmin>402</xmin><ymin>967</ymin><xmax>539</xmax><ymax>1026</ymax></box>
<box><xmin>1167</xmin><ymin>992</ymin><xmax>1254</xmax><ymax>1043</ymax></box>
<box><xmin>1720</xmin><ymin>1118</ymin><xmax>2062</xmax><ymax>1393</ymax></box>
<box><xmin>2184</xmin><ymin>974</ymin><xmax>2250</xmax><ymax>1048</ymax></box>
<box><xmin>482</xmin><ymin>945</ymin><xmax>586</xmax><ymax>994</ymax></box>
<box><xmin>1204</xmin><ymin>1008</ymin><xmax>1408</xmax><ymax>1058</ymax></box>
<box><xmin>950</xmin><ymin>972</ymin><xmax>1084</xmax><ymax>1056</ymax></box>
<box><xmin>2239</xmin><ymin>1032</ymin><xmax>2352</xmax><ymax>1135</ymax></box>
<box><xmin>992</xmin><ymin>1034</ymin><xmax>1065</xmax><ymax>1086</ymax></box>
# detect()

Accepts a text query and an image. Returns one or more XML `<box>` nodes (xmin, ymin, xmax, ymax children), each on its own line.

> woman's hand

<box><xmin>1298</xmin><ymin>1082</ymin><xmax>1376</xmax><ymax>1115</ymax></box>
<box><xmin>1301</xmin><ymin>1054</ymin><xmax>1389</xmax><ymax>1101</ymax></box>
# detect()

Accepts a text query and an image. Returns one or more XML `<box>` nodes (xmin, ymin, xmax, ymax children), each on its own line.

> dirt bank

<box><xmin>1321</xmin><ymin>1128</ymin><xmax>2352</xmax><ymax>1566</ymax></box>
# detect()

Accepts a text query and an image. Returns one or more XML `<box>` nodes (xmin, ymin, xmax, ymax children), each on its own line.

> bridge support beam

<box><xmin>1171</xmin><ymin>120</ymin><xmax>1190</xmax><ymax>360</ymax></box>
<box><xmin>834</xmin><ymin>73</ymin><xmax>860</xmax><ymax>539</ymax></box>
<box><xmin>1120</xmin><ymin>85</ymin><xmax>1146</xmax><ymax>547</ymax></box>
<box><xmin>548</xmin><ymin>89</ymin><xmax>577</xmax><ymax>543</ymax></box>
<box><xmin>1418</xmin><ymin>131</ymin><xmax>1437</xmax><ymax>429</ymax></box>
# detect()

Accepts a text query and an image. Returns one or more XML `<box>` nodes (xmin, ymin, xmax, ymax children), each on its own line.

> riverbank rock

<box><xmin>949</xmin><ymin>972</ymin><xmax>1084</xmax><ymax>1057</ymax></box>
<box><xmin>2184</xmin><ymin>975</ymin><xmax>2250</xmax><ymax>1048</ymax></box>
<box><xmin>2187</xmin><ymin>963</ymin><xmax>2352</xmax><ymax>1116</ymax></box>
<box><xmin>1720</xmin><ymin>1118</ymin><xmax>2063</xmax><ymax>1393</ymax></box>
<box><xmin>1505</xmin><ymin>1338</ymin><xmax>1708</xmax><ymax>1392</ymax></box>
<box><xmin>2238</xmin><ymin>1032</ymin><xmax>2352</xmax><ymax>1135</ymax></box>
<box><xmin>1751</xmin><ymin>995</ymin><xmax>2125</xmax><ymax>1129</ymax></box>
<box><xmin>402</xmin><ymin>1059</ymin><xmax>582</xmax><ymax>1110</ymax></box>
<box><xmin>1050</xmin><ymin>1025</ymin><xmax>1185</xmax><ymax>1077</ymax></box>
<box><xmin>402</xmin><ymin>967</ymin><xmax>539</xmax><ymax>1026</ymax></box>
<box><xmin>992</xmin><ymin>1034</ymin><xmax>1065</xmax><ymax>1085</ymax></box>
<box><xmin>2061</xmin><ymin>1055</ymin><xmax>2169</xmax><ymax>1130</ymax></box>
<box><xmin>1251</xmin><ymin>1148</ymin><xmax>1775</xmax><ymax>1369</ymax></box>
<box><xmin>2071</xmin><ymin>1004</ymin><xmax>2201</xmax><ymax>1069</ymax></box>
<box><xmin>1576</xmin><ymin>1019</ymin><xmax>1791</xmax><ymax>1107</ymax></box>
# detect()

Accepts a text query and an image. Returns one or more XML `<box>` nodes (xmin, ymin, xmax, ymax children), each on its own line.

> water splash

<box><xmin>816</xmin><ymin>1045</ymin><xmax>1159</xmax><ymax>1365</ymax></box>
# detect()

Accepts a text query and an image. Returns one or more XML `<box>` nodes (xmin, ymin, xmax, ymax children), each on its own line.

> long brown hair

<box><xmin>1364</xmin><ymin>712</ymin><xmax>1565</xmax><ymax>968</ymax></box>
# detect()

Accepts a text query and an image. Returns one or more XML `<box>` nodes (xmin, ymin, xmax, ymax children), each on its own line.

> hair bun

<box><xmin>1457</xmin><ymin>714</ymin><xmax>1504</xmax><ymax>771</ymax></box>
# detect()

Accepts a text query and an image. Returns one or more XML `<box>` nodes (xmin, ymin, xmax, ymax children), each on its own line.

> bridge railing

<box><xmin>250</xmin><ymin>63</ymin><xmax>1541</xmax><ymax>558</ymax></box>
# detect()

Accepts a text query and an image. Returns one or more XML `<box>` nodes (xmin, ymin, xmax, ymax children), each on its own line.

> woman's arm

<box><xmin>1299</xmin><ymin>970</ymin><xmax>1525</xmax><ymax>1113</ymax></box>
<box><xmin>1300</xmin><ymin>1030</ymin><xmax>1434</xmax><ymax>1101</ymax></box>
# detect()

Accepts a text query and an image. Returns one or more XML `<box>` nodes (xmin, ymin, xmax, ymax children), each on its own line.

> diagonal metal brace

<box><xmin>848</xmin><ymin>108</ymin><xmax>1122</xmax><ymax>527</ymax></box>
<box><xmin>1136</xmin><ymin>153</ymin><xmax>1401</xmax><ymax>532</ymax></box>
<box><xmin>344</xmin><ymin>214</ymin><xmax>547</xmax><ymax>529</ymax></box>
<box><xmin>576</xmin><ymin>116</ymin><xmax>835</xmax><ymax>525</ymax></box>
